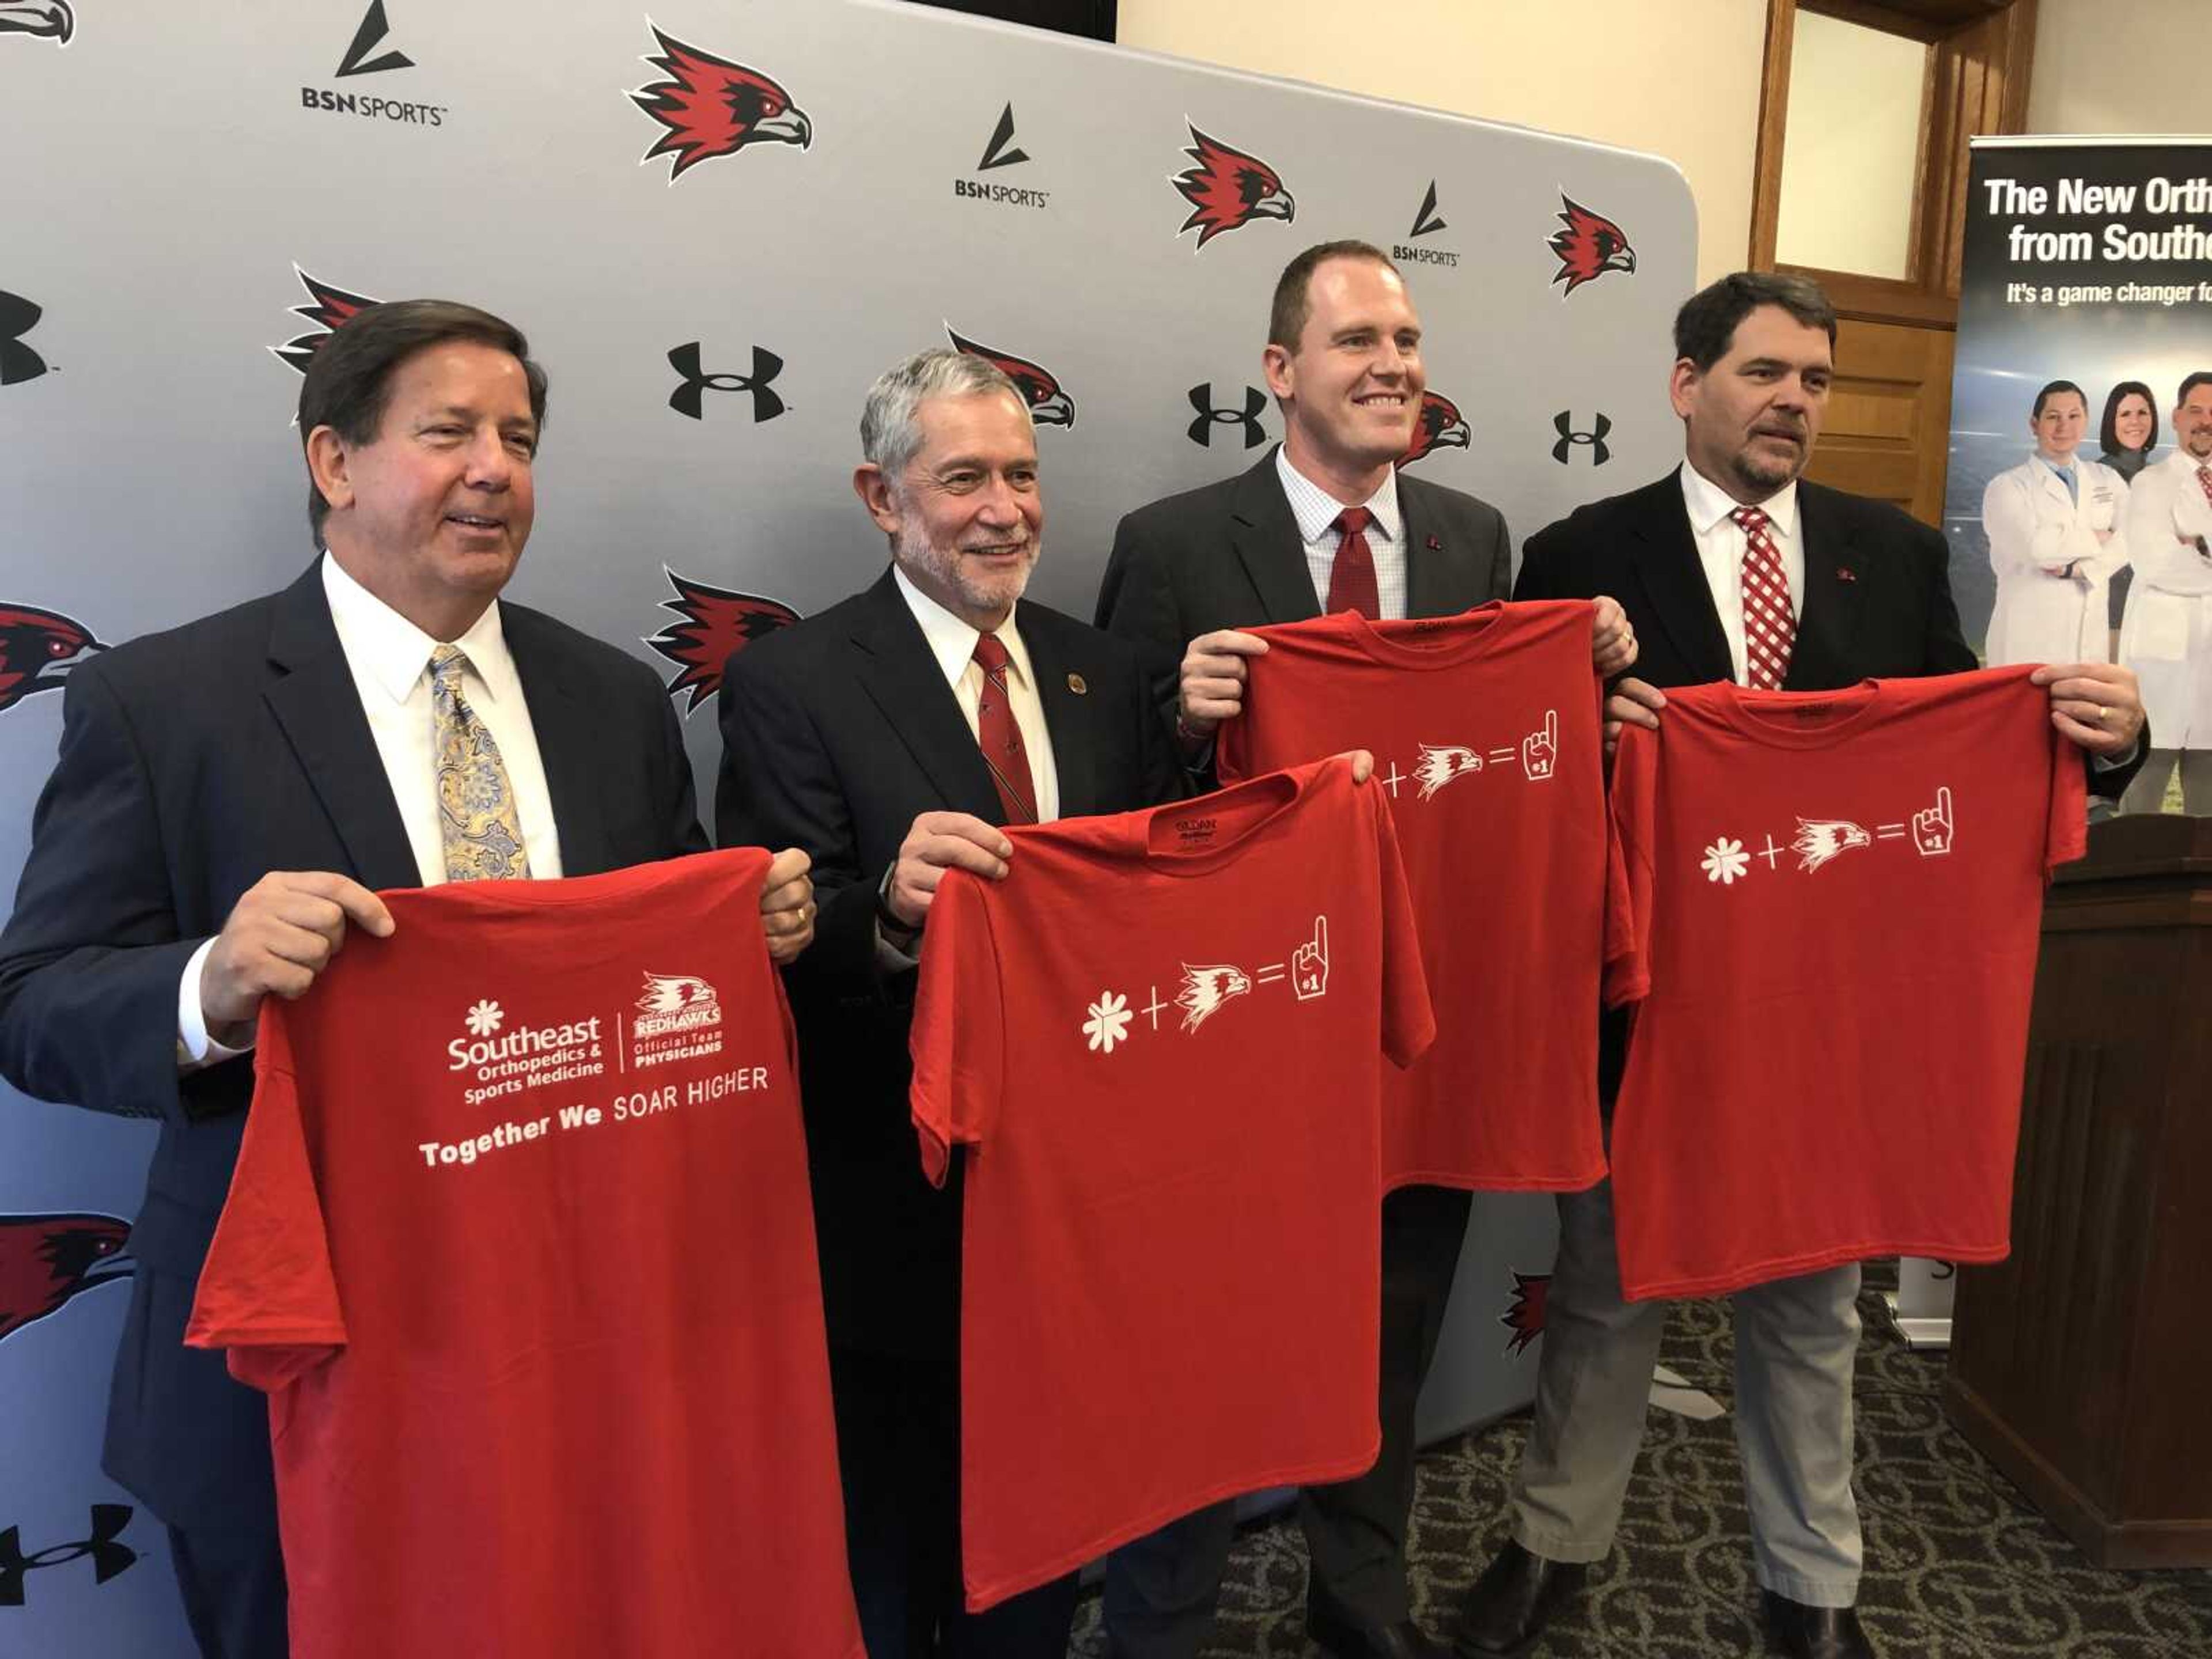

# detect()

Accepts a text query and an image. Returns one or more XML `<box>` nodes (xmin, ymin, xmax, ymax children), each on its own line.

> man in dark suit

<box><xmin>0</xmin><ymin>300</ymin><xmax>815</xmax><ymax>1659</ymax></box>
<box><xmin>715</xmin><ymin>347</ymin><xmax>1185</xmax><ymax>1658</ymax></box>
<box><xmin>1093</xmin><ymin>240</ymin><xmax>1633</xmax><ymax>1659</ymax></box>
<box><xmin>1458</xmin><ymin>271</ymin><xmax>2146</xmax><ymax>1659</ymax></box>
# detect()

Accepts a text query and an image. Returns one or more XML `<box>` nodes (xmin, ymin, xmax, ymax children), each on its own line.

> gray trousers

<box><xmin>2119</xmin><ymin>747</ymin><xmax>2212</xmax><ymax>816</ymax></box>
<box><xmin>1509</xmin><ymin>1175</ymin><xmax>1864</xmax><ymax>1608</ymax></box>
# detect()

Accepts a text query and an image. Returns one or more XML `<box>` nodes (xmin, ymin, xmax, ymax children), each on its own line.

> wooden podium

<box><xmin>1946</xmin><ymin>813</ymin><xmax>2212</xmax><ymax>1568</ymax></box>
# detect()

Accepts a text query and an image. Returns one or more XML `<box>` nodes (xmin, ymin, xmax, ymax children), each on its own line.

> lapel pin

<box><xmin>1425</xmin><ymin>534</ymin><xmax>1442</xmax><ymax>551</ymax></box>
<box><xmin>1067</xmin><ymin>673</ymin><xmax>1087</xmax><ymax>695</ymax></box>
<box><xmin>1836</xmin><ymin>567</ymin><xmax>1858</xmax><ymax>583</ymax></box>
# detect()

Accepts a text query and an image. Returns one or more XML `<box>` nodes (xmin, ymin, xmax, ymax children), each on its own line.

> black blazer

<box><xmin>1094</xmin><ymin>447</ymin><xmax>1514</xmax><ymax>721</ymax></box>
<box><xmin>714</xmin><ymin>569</ymin><xmax>1184</xmax><ymax>1357</ymax></box>
<box><xmin>0</xmin><ymin>562</ymin><xmax>706</xmax><ymax>1524</ymax></box>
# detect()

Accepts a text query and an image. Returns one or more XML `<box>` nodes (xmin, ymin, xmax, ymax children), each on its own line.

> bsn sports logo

<box><xmin>0</xmin><ymin>1506</ymin><xmax>138</xmax><ymax>1608</ymax></box>
<box><xmin>335</xmin><ymin>0</ymin><xmax>410</xmax><ymax>76</ymax></box>
<box><xmin>1552</xmin><ymin>410</ymin><xmax>1612</xmax><ymax>466</ymax></box>
<box><xmin>302</xmin><ymin>2</ymin><xmax>445</xmax><ymax>127</ymax></box>
<box><xmin>1549</xmin><ymin>195</ymin><xmax>1637</xmax><ymax>296</ymax></box>
<box><xmin>272</xmin><ymin>268</ymin><xmax>378</xmax><ymax>376</ymax></box>
<box><xmin>1499</xmin><ymin>1270</ymin><xmax>1551</xmax><ymax>1355</ymax></box>
<box><xmin>1394</xmin><ymin>180</ymin><xmax>1460</xmax><ymax>268</ymax></box>
<box><xmin>668</xmin><ymin>342</ymin><xmax>785</xmax><ymax>422</ymax></box>
<box><xmin>1172</xmin><ymin>124</ymin><xmax>1293</xmax><ymax>249</ymax></box>
<box><xmin>1187</xmin><ymin>383</ymin><xmax>1269</xmax><ymax>450</ymax></box>
<box><xmin>947</xmin><ymin>328</ymin><xmax>1074</xmax><ymax>428</ymax></box>
<box><xmin>0</xmin><ymin>1</ymin><xmax>71</xmax><ymax>45</ymax></box>
<box><xmin>956</xmin><ymin>103</ymin><xmax>1048</xmax><ymax>210</ymax></box>
<box><xmin>0</xmin><ymin>604</ymin><xmax>105</xmax><ymax>715</ymax></box>
<box><xmin>0</xmin><ymin>1213</ymin><xmax>132</xmax><ymax>1344</ymax></box>
<box><xmin>0</xmin><ymin>290</ymin><xmax>51</xmax><ymax>386</ymax></box>
<box><xmin>1398</xmin><ymin>391</ymin><xmax>1469</xmax><ymax>467</ymax></box>
<box><xmin>631</xmin><ymin>26</ymin><xmax>810</xmax><ymax>183</ymax></box>
<box><xmin>645</xmin><ymin>568</ymin><xmax>800</xmax><ymax>713</ymax></box>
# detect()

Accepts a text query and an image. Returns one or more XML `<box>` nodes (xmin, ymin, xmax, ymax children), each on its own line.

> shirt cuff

<box><xmin>2091</xmin><ymin>740</ymin><xmax>2139</xmax><ymax>773</ymax></box>
<box><xmin>177</xmin><ymin>937</ymin><xmax>255</xmax><ymax>1070</ymax></box>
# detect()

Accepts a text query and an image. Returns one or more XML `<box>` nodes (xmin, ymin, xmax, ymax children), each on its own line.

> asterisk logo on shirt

<box><xmin>465</xmin><ymin>999</ymin><xmax>505</xmax><ymax>1037</ymax></box>
<box><xmin>1700</xmin><ymin>837</ymin><xmax>1750</xmax><ymax>885</ymax></box>
<box><xmin>1082</xmin><ymin>991</ymin><xmax>1133</xmax><ymax>1055</ymax></box>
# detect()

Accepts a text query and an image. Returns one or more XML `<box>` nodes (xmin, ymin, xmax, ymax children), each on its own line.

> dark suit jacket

<box><xmin>1094</xmin><ymin>447</ymin><xmax>1514</xmax><ymax>719</ymax></box>
<box><xmin>715</xmin><ymin>569</ymin><xmax>1183</xmax><ymax>1357</ymax></box>
<box><xmin>1513</xmin><ymin>467</ymin><xmax>2145</xmax><ymax>1094</ymax></box>
<box><xmin>0</xmin><ymin>562</ymin><xmax>706</xmax><ymax>1524</ymax></box>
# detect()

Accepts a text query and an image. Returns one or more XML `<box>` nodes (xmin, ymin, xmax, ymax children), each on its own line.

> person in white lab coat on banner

<box><xmin>2119</xmin><ymin>371</ymin><xmax>2212</xmax><ymax>814</ymax></box>
<box><xmin>1983</xmin><ymin>379</ymin><xmax>2130</xmax><ymax>668</ymax></box>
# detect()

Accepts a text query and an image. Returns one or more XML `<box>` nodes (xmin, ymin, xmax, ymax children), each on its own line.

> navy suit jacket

<box><xmin>0</xmin><ymin>562</ymin><xmax>705</xmax><ymax>1524</ymax></box>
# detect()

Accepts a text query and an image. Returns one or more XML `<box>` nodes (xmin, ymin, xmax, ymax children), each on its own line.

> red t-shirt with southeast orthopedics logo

<box><xmin>1603</xmin><ymin>667</ymin><xmax>2087</xmax><ymax>1301</ymax></box>
<box><xmin>1217</xmin><ymin>601</ymin><xmax>1613</xmax><ymax>1192</ymax></box>
<box><xmin>186</xmin><ymin>850</ymin><xmax>861</xmax><ymax>1659</ymax></box>
<box><xmin>908</xmin><ymin>756</ymin><xmax>1433</xmax><ymax>1612</ymax></box>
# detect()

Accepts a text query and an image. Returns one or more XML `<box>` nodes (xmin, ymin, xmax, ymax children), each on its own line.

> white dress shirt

<box><xmin>179</xmin><ymin>553</ymin><xmax>562</xmax><ymax>1061</ymax></box>
<box><xmin>1277</xmin><ymin>448</ymin><xmax>1409</xmax><ymax>620</ymax></box>
<box><xmin>1680</xmin><ymin>463</ymin><xmax>1806</xmax><ymax>686</ymax></box>
<box><xmin>891</xmin><ymin>565</ymin><xmax>1060</xmax><ymax>823</ymax></box>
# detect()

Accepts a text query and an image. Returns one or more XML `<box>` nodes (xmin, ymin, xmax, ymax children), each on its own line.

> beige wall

<box><xmin>2027</xmin><ymin>0</ymin><xmax>2203</xmax><ymax>133</ymax></box>
<box><xmin>1115</xmin><ymin>0</ymin><xmax>1768</xmax><ymax>288</ymax></box>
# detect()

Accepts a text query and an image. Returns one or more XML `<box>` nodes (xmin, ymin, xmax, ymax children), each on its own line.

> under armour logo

<box><xmin>668</xmin><ymin>343</ymin><xmax>786</xmax><ymax>422</ymax></box>
<box><xmin>1187</xmin><ymin>382</ymin><xmax>1268</xmax><ymax>449</ymax></box>
<box><xmin>0</xmin><ymin>1505</ymin><xmax>138</xmax><ymax>1607</ymax></box>
<box><xmin>1551</xmin><ymin>410</ymin><xmax>1611</xmax><ymax>465</ymax></box>
<box><xmin>0</xmin><ymin>291</ymin><xmax>50</xmax><ymax>387</ymax></box>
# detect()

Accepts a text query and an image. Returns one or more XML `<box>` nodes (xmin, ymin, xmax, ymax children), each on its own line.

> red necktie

<box><xmin>2197</xmin><ymin>464</ymin><xmax>2211</xmax><ymax>509</ymax></box>
<box><xmin>1732</xmin><ymin>505</ymin><xmax>1796</xmax><ymax>690</ymax></box>
<box><xmin>972</xmin><ymin>634</ymin><xmax>1037</xmax><ymax>825</ymax></box>
<box><xmin>1327</xmin><ymin>506</ymin><xmax>1380</xmax><ymax>619</ymax></box>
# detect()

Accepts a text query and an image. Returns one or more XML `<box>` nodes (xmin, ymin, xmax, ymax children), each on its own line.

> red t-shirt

<box><xmin>1218</xmin><ymin>601</ymin><xmax>1612</xmax><ymax>1191</ymax></box>
<box><xmin>908</xmin><ymin>756</ymin><xmax>1433</xmax><ymax>1611</ymax></box>
<box><xmin>186</xmin><ymin>850</ymin><xmax>861</xmax><ymax>1659</ymax></box>
<box><xmin>1604</xmin><ymin>668</ymin><xmax>2087</xmax><ymax>1301</ymax></box>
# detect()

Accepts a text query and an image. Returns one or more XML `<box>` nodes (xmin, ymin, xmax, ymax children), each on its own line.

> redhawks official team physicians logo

<box><xmin>0</xmin><ymin>603</ymin><xmax>105</xmax><ymax>714</ymax></box>
<box><xmin>1548</xmin><ymin>195</ymin><xmax>1637</xmax><ymax>296</ymax></box>
<box><xmin>1172</xmin><ymin>124</ymin><xmax>1294</xmax><ymax>249</ymax></box>
<box><xmin>630</xmin><ymin>26</ymin><xmax>811</xmax><ymax>182</ymax></box>
<box><xmin>0</xmin><ymin>1213</ymin><xmax>132</xmax><ymax>1345</ymax></box>
<box><xmin>645</xmin><ymin>567</ymin><xmax>800</xmax><ymax>713</ymax></box>
<box><xmin>0</xmin><ymin>1</ymin><xmax>72</xmax><ymax>45</ymax></box>
<box><xmin>272</xmin><ymin>267</ymin><xmax>379</xmax><ymax>375</ymax></box>
<box><xmin>946</xmin><ymin>327</ymin><xmax>1075</xmax><ymax>429</ymax></box>
<box><xmin>1397</xmin><ymin>391</ymin><xmax>1470</xmax><ymax>467</ymax></box>
<box><xmin>1500</xmin><ymin>1269</ymin><xmax>1550</xmax><ymax>1356</ymax></box>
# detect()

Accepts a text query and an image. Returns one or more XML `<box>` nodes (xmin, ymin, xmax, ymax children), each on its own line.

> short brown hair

<box><xmin>1267</xmin><ymin>240</ymin><xmax>1399</xmax><ymax>351</ymax></box>
<box><xmin>298</xmin><ymin>299</ymin><xmax>548</xmax><ymax>547</ymax></box>
<box><xmin>1672</xmin><ymin>272</ymin><xmax>1836</xmax><ymax>373</ymax></box>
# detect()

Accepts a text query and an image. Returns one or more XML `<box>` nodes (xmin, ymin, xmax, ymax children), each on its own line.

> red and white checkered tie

<box><xmin>1732</xmin><ymin>505</ymin><xmax>1796</xmax><ymax>690</ymax></box>
<box><xmin>2197</xmin><ymin>464</ymin><xmax>2211</xmax><ymax>509</ymax></box>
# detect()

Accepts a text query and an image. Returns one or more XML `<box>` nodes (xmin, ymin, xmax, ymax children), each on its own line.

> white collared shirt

<box><xmin>179</xmin><ymin>553</ymin><xmax>562</xmax><ymax>1060</ymax></box>
<box><xmin>1680</xmin><ymin>463</ymin><xmax>1807</xmax><ymax>686</ymax></box>
<box><xmin>892</xmin><ymin>565</ymin><xmax>1060</xmax><ymax>823</ymax></box>
<box><xmin>1277</xmin><ymin>448</ymin><xmax>1409</xmax><ymax>620</ymax></box>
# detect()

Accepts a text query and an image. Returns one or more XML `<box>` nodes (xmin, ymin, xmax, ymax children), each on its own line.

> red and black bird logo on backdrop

<box><xmin>0</xmin><ymin>2</ymin><xmax>73</xmax><ymax>46</ymax></box>
<box><xmin>0</xmin><ymin>603</ymin><xmax>105</xmax><ymax>715</ymax></box>
<box><xmin>631</xmin><ymin>26</ymin><xmax>812</xmax><ymax>183</ymax></box>
<box><xmin>946</xmin><ymin>327</ymin><xmax>1075</xmax><ymax>429</ymax></box>
<box><xmin>0</xmin><ymin>1213</ymin><xmax>132</xmax><ymax>1346</ymax></box>
<box><xmin>1499</xmin><ymin>1269</ymin><xmax>1551</xmax><ymax>1357</ymax></box>
<box><xmin>1172</xmin><ymin>124</ymin><xmax>1294</xmax><ymax>249</ymax></box>
<box><xmin>646</xmin><ymin>569</ymin><xmax>800</xmax><ymax>713</ymax></box>
<box><xmin>1397</xmin><ymin>391</ymin><xmax>1471</xmax><ymax>468</ymax></box>
<box><xmin>271</xmin><ymin>268</ymin><xmax>379</xmax><ymax>376</ymax></box>
<box><xmin>1548</xmin><ymin>196</ymin><xmax>1637</xmax><ymax>296</ymax></box>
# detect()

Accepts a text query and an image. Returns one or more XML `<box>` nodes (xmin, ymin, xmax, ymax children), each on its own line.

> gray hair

<box><xmin>859</xmin><ymin>348</ymin><xmax>1028</xmax><ymax>477</ymax></box>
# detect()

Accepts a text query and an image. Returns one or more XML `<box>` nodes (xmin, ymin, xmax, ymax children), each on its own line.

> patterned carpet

<box><xmin>1067</xmin><ymin>1277</ymin><xmax>2212</xmax><ymax>1657</ymax></box>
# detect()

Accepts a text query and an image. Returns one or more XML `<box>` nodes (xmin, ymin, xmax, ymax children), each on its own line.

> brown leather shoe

<box><xmin>1760</xmin><ymin>1590</ymin><xmax>1874</xmax><ymax>1659</ymax></box>
<box><xmin>1455</xmin><ymin>1541</ymin><xmax>1587</xmax><ymax>1656</ymax></box>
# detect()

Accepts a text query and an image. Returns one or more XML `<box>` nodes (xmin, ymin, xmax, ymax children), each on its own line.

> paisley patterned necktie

<box><xmin>430</xmin><ymin>644</ymin><xmax>532</xmax><ymax>882</ymax></box>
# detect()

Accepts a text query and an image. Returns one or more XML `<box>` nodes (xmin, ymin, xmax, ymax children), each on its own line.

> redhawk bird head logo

<box><xmin>946</xmin><ymin>327</ymin><xmax>1075</xmax><ymax>429</ymax></box>
<box><xmin>0</xmin><ymin>1</ymin><xmax>73</xmax><ymax>44</ymax></box>
<box><xmin>1791</xmin><ymin>817</ymin><xmax>1870</xmax><ymax>873</ymax></box>
<box><xmin>0</xmin><ymin>1213</ymin><xmax>132</xmax><ymax>1346</ymax></box>
<box><xmin>1172</xmin><ymin>124</ymin><xmax>1294</xmax><ymax>249</ymax></box>
<box><xmin>1548</xmin><ymin>196</ymin><xmax>1637</xmax><ymax>296</ymax></box>
<box><xmin>0</xmin><ymin>603</ymin><xmax>105</xmax><ymax>714</ymax></box>
<box><xmin>645</xmin><ymin>567</ymin><xmax>800</xmax><ymax>714</ymax></box>
<box><xmin>631</xmin><ymin>26</ymin><xmax>811</xmax><ymax>182</ymax></box>
<box><xmin>1500</xmin><ymin>1270</ymin><xmax>1550</xmax><ymax>1356</ymax></box>
<box><xmin>271</xmin><ymin>267</ymin><xmax>378</xmax><ymax>376</ymax></box>
<box><xmin>1176</xmin><ymin>963</ymin><xmax>1251</xmax><ymax>1033</ymax></box>
<box><xmin>1398</xmin><ymin>391</ymin><xmax>1470</xmax><ymax>467</ymax></box>
<box><xmin>1413</xmin><ymin>743</ymin><xmax>1484</xmax><ymax>801</ymax></box>
<box><xmin>635</xmin><ymin>972</ymin><xmax>717</xmax><ymax>1015</ymax></box>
